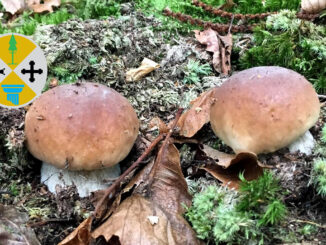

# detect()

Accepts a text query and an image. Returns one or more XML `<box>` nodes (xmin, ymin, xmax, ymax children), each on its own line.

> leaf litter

<box><xmin>1</xmin><ymin>6</ymin><xmax>324</xmax><ymax>245</ymax></box>
<box><xmin>60</xmin><ymin>110</ymin><xmax>200</xmax><ymax>245</ymax></box>
<box><xmin>0</xmin><ymin>0</ymin><xmax>61</xmax><ymax>15</ymax></box>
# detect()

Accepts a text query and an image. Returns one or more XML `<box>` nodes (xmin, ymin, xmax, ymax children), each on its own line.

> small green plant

<box><xmin>311</xmin><ymin>158</ymin><xmax>326</xmax><ymax>198</ymax></box>
<box><xmin>10</xmin><ymin>182</ymin><xmax>19</xmax><ymax>196</ymax></box>
<box><xmin>300</xmin><ymin>224</ymin><xmax>318</xmax><ymax>236</ymax></box>
<box><xmin>238</xmin><ymin>171</ymin><xmax>287</xmax><ymax>226</ymax></box>
<box><xmin>183</xmin><ymin>60</ymin><xmax>212</xmax><ymax>84</ymax></box>
<box><xmin>186</xmin><ymin>171</ymin><xmax>287</xmax><ymax>244</ymax></box>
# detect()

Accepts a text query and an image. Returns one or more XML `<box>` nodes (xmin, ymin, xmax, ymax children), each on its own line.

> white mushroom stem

<box><xmin>288</xmin><ymin>130</ymin><xmax>315</xmax><ymax>155</ymax></box>
<box><xmin>41</xmin><ymin>162</ymin><xmax>121</xmax><ymax>198</ymax></box>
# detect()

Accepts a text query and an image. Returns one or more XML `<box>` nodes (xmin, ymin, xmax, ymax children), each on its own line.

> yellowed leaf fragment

<box><xmin>126</xmin><ymin>58</ymin><xmax>160</xmax><ymax>82</ymax></box>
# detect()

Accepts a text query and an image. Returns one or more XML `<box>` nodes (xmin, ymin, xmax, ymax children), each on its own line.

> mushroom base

<box><xmin>288</xmin><ymin>130</ymin><xmax>315</xmax><ymax>155</ymax></box>
<box><xmin>41</xmin><ymin>162</ymin><xmax>121</xmax><ymax>197</ymax></box>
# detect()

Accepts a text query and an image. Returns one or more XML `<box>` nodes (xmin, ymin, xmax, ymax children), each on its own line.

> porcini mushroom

<box><xmin>210</xmin><ymin>66</ymin><xmax>320</xmax><ymax>154</ymax></box>
<box><xmin>25</xmin><ymin>82</ymin><xmax>139</xmax><ymax>197</ymax></box>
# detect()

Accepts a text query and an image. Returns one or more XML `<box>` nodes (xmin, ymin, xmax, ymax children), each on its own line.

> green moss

<box><xmin>186</xmin><ymin>171</ymin><xmax>287</xmax><ymax>244</ymax></box>
<box><xmin>239</xmin><ymin>10</ymin><xmax>326</xmax><ymax>93</ymax></box>
<box><xmin>311</xmin><ymin>158</ymin><xmax>326</xmax><ymax>198</ymax></box>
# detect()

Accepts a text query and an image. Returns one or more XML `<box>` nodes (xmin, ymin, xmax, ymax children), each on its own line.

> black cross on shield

<box><xmin>21</xmin><ymin>60</ymin><xmax>43</xmax><ymax>82</ymax></box>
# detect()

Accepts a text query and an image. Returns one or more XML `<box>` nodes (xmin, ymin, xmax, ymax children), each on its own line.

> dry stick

<box><xmin>290</xmin><ymin>219</ymin><xmax>326</xmax><ymax>229</ymax></box>
<box><xmin>93</xmin><ymin>133</ymin><xmax>165</xmax><ymax>219</ymax></box>
<box><xmin>28</xmin><ymin>218</ymin><xmax>73</xmax><ymax>228</ymax></box>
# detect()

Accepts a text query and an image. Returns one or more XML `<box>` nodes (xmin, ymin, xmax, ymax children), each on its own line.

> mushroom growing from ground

<box><xmin>210</xmin><ymin>66</ymin><xmax>320</xmax><ymax>155</ymax></box>
<box><xmin>25</xmin><ymin>82</ymin><xmax>139</xmax><ymax>197</ymax></box>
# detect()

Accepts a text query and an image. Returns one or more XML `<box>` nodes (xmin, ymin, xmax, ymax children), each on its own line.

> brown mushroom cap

<box><xmin>210</xmin><ymin>66</ymin><xmax>320</xmax><ymax>154</ymax></box>
<box><xmin>25</xmin><ymin>82</ymin><xmax>139</xmax><ymax>170</ymax></box>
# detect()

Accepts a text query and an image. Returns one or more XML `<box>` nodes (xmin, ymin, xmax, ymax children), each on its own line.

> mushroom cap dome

<box><xmin>210</xmin><ymin>66</ymin><xmax>320</xmax><ymax>154</ymax></box>
<box><xmin>25</xmin><ymin>82</ymin><xmax>139</xmax><ymax>170</ymax></box>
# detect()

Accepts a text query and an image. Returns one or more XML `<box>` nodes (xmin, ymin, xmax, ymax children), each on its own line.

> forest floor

<box><xmin>0</xmin><ymin>2</ymin><xmax>326</xmax><ymax>245</ymax></box>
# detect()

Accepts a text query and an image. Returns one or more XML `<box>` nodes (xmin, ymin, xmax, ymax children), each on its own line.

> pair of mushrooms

<box><xmin>24</xmin><ymin>66</ymin><xmax>320</xmax><ymax>197</ymax></box>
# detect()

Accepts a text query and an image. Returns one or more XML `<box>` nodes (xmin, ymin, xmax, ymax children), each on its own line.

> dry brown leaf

<box><xmin>28</xmin><ymin>0</ymin><xmax>60</xmax><ymax>13</ymax></box>
<box><xmin>92</xmin><ymin>194</ymin><xmax>182</xmax><ymax>245</ymax></box>
<box><xmin>0</xmin><ymin>204</ymin><xmax>41</xmax><ymax>245</ymax></box>
<box><xmin>194</xmin><ymin>28</ymin><xmax>219</xmax><ymax>53</ymax></box>
<box><xmin>148</xmin><ymin>117</ymin><xmax>169</xmax><ymax>134</ymax></box>
<box><xmin>177</xmin><ymin>89</ymin><xmax>215</xmax><ymax>137</ymax></box>
<box><xmin>58</xmin><ymin>217</ymin><xmax>92</xmax><ymax>245</ymax></box>
<box><xmin>0</xmin><ymin>0</ymin><xmax>26</xmax><ymax>15</ymax></box>
<box><xmin>126</xmin><ymin>58</ymin><xmax>160</xmax><ymax>82</ymax></box>
<box><xmin>199</xmin><ymin>147</ymin><xmax>263</xmax><ymax>189</ymax></box>
<box><xmin>194</xmin><ymin>28</ymin><xmax>232</xmax><ymax>75</ymax></box>
<box><xmin>217</xmin><ymin>33</ymin><xmax>232</xmax><ymax>76</ymax></box>
<box><xmin>92</xmin><ymin>144</ymin><xmax>200</xmax><ymax>245</ymax></box>
<box><xmin>201</xmin><ymin>144</ymin><xmax>260</xmax><ymax>169</ymax></box>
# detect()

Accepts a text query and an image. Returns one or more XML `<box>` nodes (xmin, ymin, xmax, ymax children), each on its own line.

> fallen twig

<box><xmin>28</xmin><ymin>218</ymin><xmax>74</xmax><ymax>227</ymax></box>
<box><xmin>163</xmin><ymin>8</ymin><xmax>255</xmax><ymax>33</ymax></box>
<box><xmin>192</xmin><ymin>0</ymin><xmax>319</xmax><ymax>21</ymax></box>
<box><xmin>290</xmin><ymin>219</ymin><xmax>326</xmax><ymax>229</ymax></box>
<box><xmin>0</xmin><ymin>190</ymin><xmax>10</xmax><ymax>195</ymax></box>
<box><xmin>93</xmin><ymin>132</ymin><xmax>165</xmax><ymax>219</ymax></box>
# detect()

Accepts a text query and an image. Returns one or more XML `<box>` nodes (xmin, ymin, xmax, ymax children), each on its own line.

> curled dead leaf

<box><xmin>194</xmin><ymin>28</ymin><xmax>232</xmax><ymax>75</ymax></box>
<box><xmin>148</xmin><ymin>117</ymin><xmax>169</xmax><ymax>134</ymax></box>
<box><xmin>126</xmin><ymin>58</ymin><xmax>160</xmax><ymax>82</ymax></box>
<box><xmin>199</xmin><ymin>146</ymin><xmax>263</xmax><ymax>189</ymax></box>
<box><xmin>0</xmin><ymin>204</ymin><xmax>41</xmax><ymax>245</ymax></box>
<box><xmin>58</xmin><ymin>217</ymin><xmax>92</xmax><ymax>245</ymax></box>
<box><xmin>176</xmin><ymin>89</ymin><xmax>215</xmax><ymax>137</ymax></box>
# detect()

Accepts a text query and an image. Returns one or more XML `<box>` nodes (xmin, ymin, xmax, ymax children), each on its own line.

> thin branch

<box><xmin>290</xmin><ymin>219</ymin><xmax>326</xmax><ymax>229</ymax></box>
<box><xmin>93</xmin><ymin>133</ymin><xmax>165</xmax><ymax>219</ymax></box>
<box><xmin>28</xmin><ymin>218</ymin><xmax>74</xmax><ymax>227</ymax></box>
